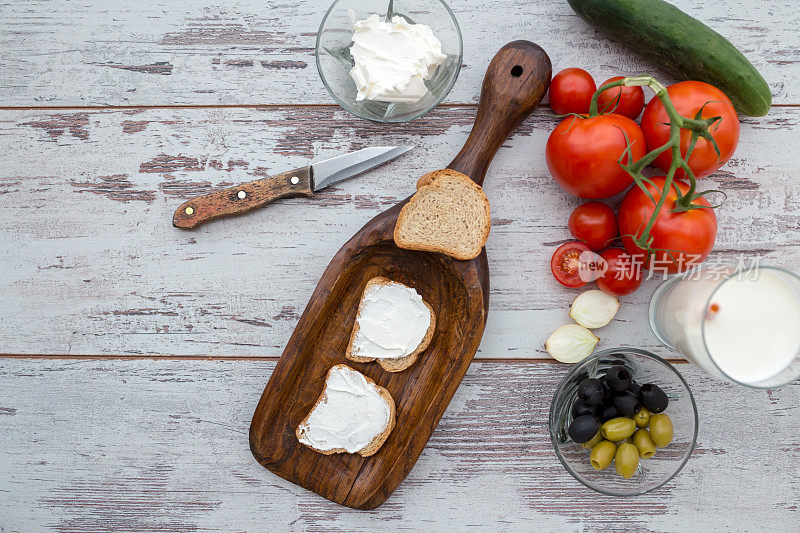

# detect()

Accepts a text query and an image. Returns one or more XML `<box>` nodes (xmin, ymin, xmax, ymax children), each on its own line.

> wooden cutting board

<box><xmin>249</xmin><ymin>41</ymin><xmax>551</xmax><ymax>509</ymax></box>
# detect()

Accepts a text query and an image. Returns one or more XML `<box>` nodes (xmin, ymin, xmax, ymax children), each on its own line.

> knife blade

<box><xmin>173</xmin><ymin>146</ymin><xmax>412</xmax><ymax>230</ymax></box>
<box><xmin>312</xmin><ymin>146</ymin><xmax>411</xmax><ymax>191</ymax></box>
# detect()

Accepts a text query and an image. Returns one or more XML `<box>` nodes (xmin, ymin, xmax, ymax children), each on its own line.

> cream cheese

<box><xmin>297</xmin><ymin>365</ymin><xmax>391</xmax><ymax>454</ymax></box>
<box><xmin>349</xmin><ymin>14</ymin><xmax>447</xmax><ymax>103</ymax></box>
<box><xmin>353</xmin><ymin>280</ymin><xmax>431</xmax><ymax>359</ymax></box>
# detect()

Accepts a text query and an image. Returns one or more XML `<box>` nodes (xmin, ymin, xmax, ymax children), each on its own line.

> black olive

<box><xmin>629</xmin><ymin>380</ymin><xmax>641</xmax><ymax>396</ymax></box>
<box><xmin>639</xmin><ymin>383</ymin><xmax>669</xmax><ymax>413</ymax></box>
<box><xmin>600</xmin><ymin>379</ymin><xmax>614</xmax><ymax>402</ymax></box>
<box><xmin>568</xmin><ymin>415</ymin><xmax>601</xmax><ymax>443</ymax></box>
<box><xmin>599</xmin><ymin>404</ymin><xmax>621</xmax><ymax>422</ymax></box>
<box><xmin>603</xmin><ymin>365</ymin><xmax>632</xmax><ymax>392</ymax></box>
<box><xmin>613</xmin><ymin>391</ymin><xmax>641</xmax><ymax>417</ymax></box>
<box><xmin>571</xmin><ymin>399</ymin><xmax>596</xmax><ymax>418</ymax></box>
<box><xmin>577</xmin><ymin>378</ymin><xmax>604</xmax><ymax>406</ymax></box>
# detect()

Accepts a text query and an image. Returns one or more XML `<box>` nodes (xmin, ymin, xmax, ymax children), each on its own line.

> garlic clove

<box><xmin>545</xmin><ymin>324</ymin><xmax>599</xmax><ymax>363</ymax></box>
<box><xmin>569</xmin><ymin>290</ymin><xmax>620</xmax><ymax>329</ymax></box>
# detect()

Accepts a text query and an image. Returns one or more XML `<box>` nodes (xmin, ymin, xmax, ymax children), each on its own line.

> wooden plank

<box><xmin>0</xmin><ymin>358</ymin><xmax>798</xmax><ymax>531</ymax></box>
<box><xmin>1</xmin><ymin>0</ymin><xmax>798</xmax><ymax>106</ymax></box>
<box><xmin>1</xmin><ymin>106</ymin><xmax>799</xmax><ymax>357</ymax></box>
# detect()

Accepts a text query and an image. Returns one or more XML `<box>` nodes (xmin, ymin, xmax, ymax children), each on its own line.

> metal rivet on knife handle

<box><xmin>238</xmin><ymin>190</ymin><xmax>247</xmax><ymax>199</ymax></box>
<box><xmin>290</xmin><ymin>176</ymin><xmax>300</xmax><ymax>185</ymax></box>
<box><xmin>185</xmin><ymin>207</ymin><xmax>194</xmax><ymax>215</ymax></box>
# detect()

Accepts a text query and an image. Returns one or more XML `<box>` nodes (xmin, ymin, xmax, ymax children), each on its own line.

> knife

<box><xmin>172</xmin><ymin>146</ymin><xmax>412</xmax><ymax>229</ymax></box>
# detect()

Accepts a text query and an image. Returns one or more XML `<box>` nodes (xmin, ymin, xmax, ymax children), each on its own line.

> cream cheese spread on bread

<box><xmin>352</xmin><ymin>280</ymin><xmax>430</xmax><ymax>359</ymax></box>
<box><xmin>296</xmin><ymin>365</ymin><xmax>392</xmax><ymax>454</ymax></box>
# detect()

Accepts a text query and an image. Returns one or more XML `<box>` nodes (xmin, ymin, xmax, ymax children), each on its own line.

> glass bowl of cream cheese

<box><xmin>316</xmin><ymin>0</ymin><xmax>462</xmax><ymax>122</ymax></box>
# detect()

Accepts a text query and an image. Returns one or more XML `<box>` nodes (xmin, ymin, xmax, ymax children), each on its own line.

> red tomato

<box><xmin>618</xmin><ymin>176</ymin><xmax>717</xmax><ymax>273</ymax></box>
<box><xmin>596</xmin><ymin>76</ymin><xmax>645</xmax><ymax>119</ymax></box>
<box><xmin>640</xmin><ymin>81</ymin><xmax>740</xmax><ymax>179</ymax></box>
<box><xmin>549</xmin><ymin>68</ymin><xmax>597</xmax><ymax>115</ymax></box>
<box><xmin>568</xmin><ymin>202</ymin><xmax>618</xmax><ymax>250</ymax></box>
<box><xmin>551</xmin><ymin>242</ymin><xmax>592</xmax><ymax>288</ymax></box>
<box><xmin>596</xmin><ymin>248</ymin><xmax>643</xmax><ymax>297</ymax></box>
<box><xmin>546</xmin><ymin>114</ymin><xmax>646</xmax><ymax>199</ymax></box>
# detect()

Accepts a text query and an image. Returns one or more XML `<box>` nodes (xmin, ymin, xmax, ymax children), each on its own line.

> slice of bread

<box><xmin>394</xmin><ymin>169</ymin><xmax>491</xmax><ymax>261</ymax></box>
<box><xmin>296</xmin><ymin>364</ymin><xmax>396</xmax><ymax>457</ymax></box>
<box><xmin>345</xmin><ymin>277</ymin><xmax>436</xmax><ymax>372</ymax></box>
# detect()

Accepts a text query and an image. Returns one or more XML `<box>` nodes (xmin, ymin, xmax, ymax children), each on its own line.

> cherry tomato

<box><xmin>546</xmin><ymin>114</ymin><xmax>646</xmax><ymax>199</ymax></box>
<box><xmin>568</xmin><ymin>202</ymin><xmax>618</xmax><ymax>250</ymax></box>
<box><xmin>640</xmin><ymin>81</ymin><xmax>740</xmax><ymax>179</ymax></box>
<box><xmin>551</xmin><ymin>241</ymin><xmax>592</xmax><ymax>288</ymax></box>
<box><xmin>549</xmin><ymin>68</ymin><xmax>597</xmax><ymax>115</ymax></box>
<box><xmin>618</xmin><ymin>176</ymin><xmax>717</xmax><ymax>273</ymax></box>
<box><xmin>596</xmin><ymin>248</ymin><xmax>643</xmax><ymax>297</ymax></box>
<box><xmin>596</xmin><ymin>76</ymin><xmax>645</xmax><ymax>120</ymax></box>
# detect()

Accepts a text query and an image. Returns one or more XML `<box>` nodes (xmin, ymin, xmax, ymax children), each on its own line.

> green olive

<box><xmin>634</xmin><ymin>407</ymin><xmax>650</xmax><ymax>428</ymax></box>
<box><xmin>600</xmin><ymin>417</ymin><xmax>636</xmax><ymax>442</ymax></box>
<box><xmin>582</xmin><ymin>430</ymin><xmax>603</xmax><ymax>449</ymax></box>
<box><xmin>614</xmin><ymin>442</ymin><xmax>640</xmax><ymax>479</ymax></box>
<box><xmin>589</xmin><ymin>440</ymin><xmax>616</xmax><ymax>471</ymax></box>
<box><xmin>632</xmin><ymin>429</ymin><xmax>657</xmax><ymax>458</ymax></box>
<box><xmin>649</xmin><ymin>413</ymin><xmax>674</xmax><ymax>447</ymax></box>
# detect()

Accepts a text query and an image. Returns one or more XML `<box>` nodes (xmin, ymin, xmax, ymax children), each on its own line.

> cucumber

<box><xmin>566</xmin><ymin>0</ymin><xmax>772</xmax><ymax>116</ymax></box>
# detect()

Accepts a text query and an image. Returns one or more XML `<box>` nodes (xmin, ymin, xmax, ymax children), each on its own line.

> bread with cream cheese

<box><xmin>296</xmin><ymin>364</ymin><xmax>396</xmax><ymax>457</ymax></box>
<box><xmin>345</xmin><ymin>277</ymin><xmax>436</xmax><ymax>372</ymax></box>
<box><xmin>394</xmin><ymin>168</ymin><xmax>491</xmax><ymax>261</ymax></box>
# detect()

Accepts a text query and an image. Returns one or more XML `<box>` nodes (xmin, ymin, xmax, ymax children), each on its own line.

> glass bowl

<box><xmin>316</xmin><ymin>0</ymin><xmax>463</xmax><ymax>122</ymax></box>
<box><xmin>549</xmin><ymin>348</ymin><xmax>698</xmax><ymax>496</ymax></box>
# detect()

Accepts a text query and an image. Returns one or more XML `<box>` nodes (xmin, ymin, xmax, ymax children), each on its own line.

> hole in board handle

<box><xmin>511</xmin><ymin>65</ymin><xmax>523</xmax><ymax>77</ymax></box>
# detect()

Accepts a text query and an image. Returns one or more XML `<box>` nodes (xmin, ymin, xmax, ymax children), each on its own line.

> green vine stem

<box><xmin>589</xmin><ymin>76</ymin><xmax>724</xmax><ymax>258</ymax></box>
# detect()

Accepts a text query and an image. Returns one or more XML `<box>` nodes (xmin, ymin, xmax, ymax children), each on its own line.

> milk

<box><xmin>651</xmin><ymin>267</ymin><xmax>800</xmax><ymax>386</ymax></box>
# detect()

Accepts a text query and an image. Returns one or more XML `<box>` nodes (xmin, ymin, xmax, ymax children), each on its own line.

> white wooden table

<box><xmin>1</xmin><ymin>1</ymin><xmax>799</xmax><ymax>530</ymax></box>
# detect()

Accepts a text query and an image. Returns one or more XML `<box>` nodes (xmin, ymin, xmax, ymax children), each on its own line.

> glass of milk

<box><xmin>650</xmin><ymin>265</ymin><xmax>800</xmax><ymax>388</ymax></box>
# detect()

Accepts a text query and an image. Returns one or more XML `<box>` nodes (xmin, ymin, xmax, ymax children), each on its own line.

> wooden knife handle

<box><xmin>448</xmin><ymin>41</ymin><xmax>551</xmax><ymax>186</ymax></box>
<box><xmin>172</xmin><ymin>166</ymin><xmax>313</xmax><ymax>229</ymax></box>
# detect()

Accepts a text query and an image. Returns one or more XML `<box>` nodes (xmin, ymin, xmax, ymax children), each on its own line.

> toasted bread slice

<box><xmin>415</xmin><ymin>169</ymin><xmax>446</xmax><ymax>189</ymax></box>
<box><xmin>394</xmin><ymin>169</ymin><xmax>491</xmax><ymax>261</ymax></box>
<box><xmin>296</xmin><ymin>364</ymin><xmax>396</xmax><ymax>457</ymax></box>
<box><xmin>345</xmin><ymin>277</ymin><xmax>436</xmax><ymax>372</ymax></box>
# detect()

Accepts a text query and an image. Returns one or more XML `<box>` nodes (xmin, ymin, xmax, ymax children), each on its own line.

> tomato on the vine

<box><xmin>596</xmin><ymin>76</ymin><xmax>645</xmax><ymax>120</ymax></box>
<box><xmin>551</xmin><ymin>241</ymin><xmax>592</xmax><ymax>288</ymax></box>
<box><xmin>568</xmin><ymin>202</ymin><xmax>618</xmax><ymax>250</ymax></box>
<box><xmin>618</xmin><ymin>176</ymin><xmax>717</xmax><ymax>273</ymax></box>
<box><xmin>596</xmin><ymin>248</ymin><xmax>643</xmax><ymax>297</ymax></box>
<box><xmin>546</xmin><ymin>114</ymin><xmax>646</xmax><ymax>199</ymax></box>
<box><xmin>640</xmin><ymin>81</ymin><xmax>740</xmax><ymax>179</ymax></box>
<box><xmin>549</xmin><ymin>68</ymin><xmax>596</xmax><ymax>115</ymax></box>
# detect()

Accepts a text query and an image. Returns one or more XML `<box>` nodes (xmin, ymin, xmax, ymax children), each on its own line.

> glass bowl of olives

<box><xmin>549</xmin><ymin>348</ymin><xmax>698</xmax><ymax>496</ymax></box>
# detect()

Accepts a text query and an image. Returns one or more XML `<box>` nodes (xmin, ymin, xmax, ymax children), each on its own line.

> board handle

<box><xmin>448</xmin><ymin>41</ymin><xmax>551</xmax><ymax>185</ymax></box>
